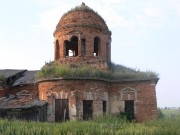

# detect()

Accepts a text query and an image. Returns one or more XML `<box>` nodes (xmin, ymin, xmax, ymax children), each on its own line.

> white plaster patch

<box><xmin>69</xmin><ymin>104</ymin><xmax>77</xmax><ymax>120</ymax></box>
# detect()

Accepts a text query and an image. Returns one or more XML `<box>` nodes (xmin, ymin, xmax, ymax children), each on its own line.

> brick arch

<box><xmin>70</xmin><ymin>36</ymin><xmax>78</xmax><ymax>41</ymax></box>
<box><xmin>67</xmin><ymin>30</ymin><xmax>82</xmax><ymax>41</ymax></box>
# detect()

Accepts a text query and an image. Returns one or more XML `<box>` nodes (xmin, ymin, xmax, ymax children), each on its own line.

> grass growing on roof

<box><xmin>36</xmin><ymin>62</ymin><xmax>158</xmax><ymax>81</ymax></box>
<box><xmin>60</xmin><ymin>3</ymin><xmax>106</xmax><ymax>25</ymax></box>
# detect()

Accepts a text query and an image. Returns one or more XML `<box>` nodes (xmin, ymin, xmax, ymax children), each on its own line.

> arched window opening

<box><xmin>65</xmin><ymin>36</ymin><xmax>78</xmax><ymax>57</ymax></box>
<box><xmin>55</xmin><ymin>40</ymin><xmax>59</xmax><ymax>60</ymax></box>
<box><xmin>94</xmin><ymin>37</ymin><xmax>100</xmax><ymax>56</ymax></box>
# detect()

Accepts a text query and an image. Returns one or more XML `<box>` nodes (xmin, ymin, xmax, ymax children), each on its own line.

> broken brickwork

<box><xmin>0</xmin><ymin>3</ymin><xmax>158</xmax><ymax>123</ymax></box>
<box><xmin>53</xmin><ymin>3</ymin><xmax>111</xmax><ymax>69</ymax></box>
<box><xmin>38</xmin><ymin>78</ymin><xmax>157</xmax><ymax>122</ymax></box>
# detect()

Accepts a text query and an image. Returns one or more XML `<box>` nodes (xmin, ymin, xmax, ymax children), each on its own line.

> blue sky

<box><xmin>0</xmin><ymin>0</ymin><xmax>180</xmax><ymax>107</ymax></box>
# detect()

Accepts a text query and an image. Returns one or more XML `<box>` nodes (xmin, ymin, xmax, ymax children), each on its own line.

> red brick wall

<box><xmin>38</xmin><ymin>79</ymin><xmax>108</xmax><ymax>100</ymax></box>
<box><xmin>135</xmin><ymin>82</ymin><xmax>157</xmax><ymax>122</ymax></box>
<box><xmin>38</xmin><ymin>79</ymin><xmax>157</xmax><ymax>122</ymax></box>
<box><xmin>8</xmin><ymin>85</ymin><xmax>38</xmax><ymax>98</ymax></box>
<box><xmin>109</xmin><ymin>81</ymin><xmax>157</xmax><ymax>122</ymax></box>
<box><xmin>55</xmin><ymin>11</ymin><xmax>110</xmax><ymax>35</ymax></box>
<box><xmin>0</xmin><ymin>83</ymin><xmax>38</xmax><ymax>98</ymax></box>
<box><xmin>38</xmin><ymin>79</ymin><xmax>108</xmax><ymax>121</ymax></box>
<box><xmin>53</xmin><ymin>10</ymin><xmax>111</xmax><ymax>65</ymax></box>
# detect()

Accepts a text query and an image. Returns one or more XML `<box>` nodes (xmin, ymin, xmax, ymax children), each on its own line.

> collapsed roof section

<box><xmin>0</xmin><ymin>96</ymin><xmax>47</xmax><ymax>110</ymax></box>
<box><xmin>0</xmin><ymin>70</ymin><xmax>38</xmax><ymax>86</ymax></box>
<box><xmin>0</xmin><ymin>90</ymin><xmax>47</xmax><ymax>110</ymax></box>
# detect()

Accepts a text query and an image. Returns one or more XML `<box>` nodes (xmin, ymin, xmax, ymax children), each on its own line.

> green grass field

<box><xmin>161</xmin><ymin>108</ymin><xmax>180</xmax><ymax>118</ymax></box>
<box><xmin>0</xmin><ymin>114</ymin><xmax>180</xmax><ymax>135</ymax></box>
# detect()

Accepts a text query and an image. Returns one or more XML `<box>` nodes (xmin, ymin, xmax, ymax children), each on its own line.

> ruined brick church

<box><xmin>0</xmin><ymin>3</ymin><xmax>158</xmax><ymax>122</ymax></box>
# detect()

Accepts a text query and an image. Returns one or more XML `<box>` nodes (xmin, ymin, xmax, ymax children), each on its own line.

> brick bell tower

<box><xmin>53</xmin><ymin>3</ymin><xmax>111</xmax><ymax>69</ymax></box>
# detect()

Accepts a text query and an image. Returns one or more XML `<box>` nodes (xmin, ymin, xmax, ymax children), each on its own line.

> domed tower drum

<box><xmin>53</xmin><ymin>3</ymin><xmax>111</xmax><ymax>68</ymax></box>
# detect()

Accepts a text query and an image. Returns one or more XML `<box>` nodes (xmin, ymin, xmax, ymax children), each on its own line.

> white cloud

<box><xmin>32</xmin><ymin>0</ymin><xmax>133</xmax><ymax>33</ymax></box>
<box><xmin>144</xmin><ymin>7</ymin><xmax>161</xmax><ymax>18</ymax></box>
<box><xmin>93</xmin><ymin>5</ymin><xmax>135</xmax><ymax>31</ymax></box>
<box><xmin>99</xmin><ymin>0</ymin><xmax>125</xmax><ymax>5</ymax></box>
<box><xmin>32</xmin><ymin>0</ymin><xmax>168</xmax><ymax>35</ymax></box>
<box><xmin>131</xmin><ymin>1</ymin><xmax>164</xmax><ymax>32</ymax></box>
<box><xmin>32</xmin><ymin>0</ymin><xmax>68</xmax><ymax>7</ymax></box>
<box><xmin>171</xmin><ymin>0</ymin><xmax>180</xmax><ymax>16</ymax></box>
<box><xmin>32</xmin><ymin>3</ymin><xmax>72</xmax><ymax>32</ymax></box>
<box><xmin>0</xmin><ymin>33</ymin><xmax>8</xmax><ymax>47</ymax></box>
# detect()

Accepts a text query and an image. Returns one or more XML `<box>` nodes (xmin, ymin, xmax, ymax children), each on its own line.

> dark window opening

<box><xmin>65</xmin><ymin>36</ymin><xmax>78</xmax><ymax>57</ymax></box>
<box><xmin>103</xmin><ymin>101</ymin><xmax>107</xmax><ymax>113</ymax></box>
<box><xmin>125</xmin><ymin>100</ymin><xmax>134</xmax><ymax>121</ymax></box>
<box><xmin>81</xmin><ymin>39</ymin><xmax>86</xmax><ymax>56</ymax></box>
<box><xmin>6</xmin><ymin>76</ymin><xmax>15</xmax><ymax>85</ymax></box>
<box><xmin>83</xmin><ymin>100</ymin><xmax>93</xmax><ymax>120</ymax></box>
<box><xmin>55</xmin><ymin>40</ymin><xmax>59</xmax><ymax>60</ymax></box>
<box><xmin>55</xmin><ymin>99</ymin><xmax>69</xmax><ymax>122</ymax></box>
<box><xmin>6</xmin><ymin>78</ymin><xmax>11</xmax><ymax>85</ymax></box>
<box><xmin>94</xmin><ymin>37</ymin><xmax>100</xmax><ymax>56</ymax></box>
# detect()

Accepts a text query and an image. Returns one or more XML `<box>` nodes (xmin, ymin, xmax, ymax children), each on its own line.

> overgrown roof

<box><xmin>60</xmin><ymin>2</ymin><xmax>105</xmax><ymax>24</ymax></box>
<box><xmin>36</xmin><ymin>63</ymin><xmax>159</xmax><ymax>83</ymax></box>
<box><xmin>54</xmin><ymin>2</ymin><xmax>111</xmax><ymax>35</ymax></box>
